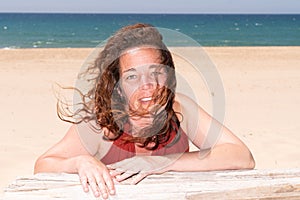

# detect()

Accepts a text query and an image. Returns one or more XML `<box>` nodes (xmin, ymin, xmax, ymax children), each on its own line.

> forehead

<box><xmin>119</xmin><ymin>47</ymin><xmax>162</xmax><ymax>72</ymax></box>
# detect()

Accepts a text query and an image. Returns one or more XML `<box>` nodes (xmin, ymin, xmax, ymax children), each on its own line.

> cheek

<box><xmin>155</xmin><ymin>72</ymin><xmax>168</xmax><ymax>88</ymax></box>
<box><xmin>121</xmin><ymin>82</ymin><xmax>138</xmax><ymax>101</ymax></box>
<box><xmin>159</xmin><ymin>76</ymin><xmax>167</xmax><ymax>86</ymax></box>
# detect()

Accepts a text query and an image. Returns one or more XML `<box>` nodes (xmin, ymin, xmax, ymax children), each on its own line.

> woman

<box><xmin>34</xmin><ymin>23</ymin><xmax>255</xmax><ymax>199</ymax></box>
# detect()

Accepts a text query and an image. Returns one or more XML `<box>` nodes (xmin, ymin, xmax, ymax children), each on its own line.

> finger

<box><xmin>112</xmin><ymin>177</ymin><xmax>120</xmax><ymax>184</ymax></box>
<box><xmin>130</xmin><ymin>172</ymin><xmax>148</xmax><ymax>185</ymax></box>
<box><xmin>103</xmin><ymin>172</ymin><xmax>115</xmax><ymax>195</ymax></box>
<box><xmin>106</xmin><ymin>164</ymin><xmax>115</xmax><ymax>170</ymax></box>
<box><xmin>87</xmin><ymin>177</ymin><xmax>100</xmax><ymax>198</ymax></box>
<box><xmin>95</xmin><ymin>176</ymin><xmax>109</xmax><ymax>199</ymax></box>
<box><xmin>116</xmin><ymin>171</ymin><xmax>139</xmax><ymax>182</ymax></box>
<box><xmin>79</xmin><ymin>175</ymin><xmax>89</xmax><ymax>193</ymax></box>
<box><xmin>109</xmin><ymin>169</ymin><xmax>123</xmax><ymax>177</ymax></box>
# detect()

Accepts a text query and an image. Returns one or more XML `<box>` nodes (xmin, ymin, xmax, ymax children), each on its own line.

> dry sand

<box><xmin>1</xmin><ymin>47</ymin><xmax>300</xmax><ymax>194</ymax></box>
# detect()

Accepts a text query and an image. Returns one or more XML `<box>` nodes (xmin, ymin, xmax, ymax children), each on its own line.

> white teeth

<box><xmin>141</xmin><ymin>97</ymin><xmax>152</xmax><ymax>102</ymax></box>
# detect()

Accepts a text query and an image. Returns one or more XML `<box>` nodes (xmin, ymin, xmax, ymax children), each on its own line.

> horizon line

<box><xmin>0</xmin><ymin>11</ymin><xmax>299</xmax><ymax>15</ymax></box>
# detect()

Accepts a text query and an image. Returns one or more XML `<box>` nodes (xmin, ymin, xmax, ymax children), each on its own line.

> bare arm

<box><xmin>109</xmin><ymin>128</ymin><xmax>254</xmax><ymax>184</ymax></box>
<box><xmin>34</xmin><ymin>125</ymin><xmax>115</xmax><ymax>199</ymax></box>
<box><xmin>109</xmin><ymin>95</ymin><xmax>255</xmax><ymax>184</ymax></box>
<box><xmin>34</xmin><ymin>125</ymin><xmax>90</xmax><ymax>173</ymax></box>
<box><xmin>167</xmin><ymin>143</ymin><xmax>254</xmax><ymax>172</ymax></box>
<box><xmin>169</xmin><ymin>94</ymin><xmax>255</xmax><ymax>171</ymax></box>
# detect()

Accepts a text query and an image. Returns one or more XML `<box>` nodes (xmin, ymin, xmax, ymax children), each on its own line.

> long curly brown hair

<box><xmin>57</xmin><ymin>23</ymin><xmax>181</xmax><ymax>150</ymax></box>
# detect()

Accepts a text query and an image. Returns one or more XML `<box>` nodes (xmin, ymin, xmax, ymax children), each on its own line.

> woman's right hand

<box><xmin>76</xmin><ymin>155</ymin><xmax>115</xmax><ymax>199</ymax></box>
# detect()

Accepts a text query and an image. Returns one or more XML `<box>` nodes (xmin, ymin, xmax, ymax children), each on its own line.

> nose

<box><xmin>140</xmin><ymin>74</ymin><xmax>155</xmax><ymax>90</ymax></box>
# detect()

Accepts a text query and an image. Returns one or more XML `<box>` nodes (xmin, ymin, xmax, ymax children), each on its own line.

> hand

<box><xmin>107</xmin><ymin>155</ymin><xmax>177</xmax><ymax>184</ymax></box>
<box><xmin>76</xmin><ymin>155</ymin><xmax>115</xmax><ymax>199</ymax></box>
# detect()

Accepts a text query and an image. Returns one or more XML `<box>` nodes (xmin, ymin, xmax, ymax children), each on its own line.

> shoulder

<box><xmin>76</xmin><ymin>121</ymin><xmax>113</xmax><ymax>159</ymax></box>
<box><xmin>173</xmin><ymin>93</ymin><xmax>203</xmax><ymax>122</ymax></box>
<box><xmin>173</xmin><ymin>93</ymin><xmax>211</xmax><ymax>146</ymax></box>
<box><xmin>173</xmin><ymin>93</ymin><xmax>193</xmax><ymax>134</ymax></box>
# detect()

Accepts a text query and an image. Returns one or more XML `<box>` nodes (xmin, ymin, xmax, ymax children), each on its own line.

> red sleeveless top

<box><xmin>101</xmin><ymin>123</ymin><xmax>189</xmax><ymax>165</ymax></box>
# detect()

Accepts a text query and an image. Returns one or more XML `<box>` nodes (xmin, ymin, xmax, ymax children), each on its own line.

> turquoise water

<box><xmin>0</xmin><ymin>13</ymin><xmax>299</xmax><ymax>48</ymax></box>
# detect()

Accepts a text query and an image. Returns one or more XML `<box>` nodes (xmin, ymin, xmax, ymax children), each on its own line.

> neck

<box><xmin>129</xmin><ymin>115</ymin><xmax>153</xmax><ymax>136</ymax></box>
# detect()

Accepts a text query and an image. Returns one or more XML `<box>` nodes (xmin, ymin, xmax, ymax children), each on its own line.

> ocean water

<box><xmin>0</xmin><ymin>13</ymin><xmax>299</xmax><ymax>48</ymax></box>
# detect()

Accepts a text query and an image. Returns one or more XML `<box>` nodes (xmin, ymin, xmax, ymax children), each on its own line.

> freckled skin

<box><xmin>119</xmin><ymin>47</ymin><xmax>167</xmax><ymax>111</ymax></box>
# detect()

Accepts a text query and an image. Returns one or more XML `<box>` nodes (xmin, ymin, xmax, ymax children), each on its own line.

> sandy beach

<box><xmin>1</xmin><ymin>47</ymin><xmax>300</xmax><ymax>194</ymax></box>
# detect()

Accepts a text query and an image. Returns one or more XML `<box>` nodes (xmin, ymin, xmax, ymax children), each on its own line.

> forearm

<box><xmin>168</xmin><ymin>143</ymin><xmax>255</xmax><ymax>172</ymax></box>
<box><xmin>34</xmin><ymin>155</ymin><xmax>82</xmax><ymax>174</ymax></box>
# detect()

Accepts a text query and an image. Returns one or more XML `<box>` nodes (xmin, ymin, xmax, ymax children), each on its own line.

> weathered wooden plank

<box><xmin>3</xmin><ymin>168</ymin><xmax>300</xmax><ymax>200</ymax></box>
<box><xmin>187</xmin><ymin>184</ymin><xmax>300</xmax><ymax>200</ymax></box>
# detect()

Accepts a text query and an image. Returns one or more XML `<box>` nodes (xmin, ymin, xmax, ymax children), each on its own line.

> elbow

<box><xmin>222</xmin><ymin>144</ymin><xmax>255</xmax><ymax>170</ymax></box>
<box><xmin>236</xmin><ymin>148</ymin><xmax>256</xmax><ymax>170</ymax></box>
<box><xmin>34</xmin><ymin>155</ymin><xmax>48</xmax><ymax>174</ymax></box>
<box><xmin>239</xmin><ymin>155</ymin><xmax>255</xmax><ymax>170</ymax></box>
<box><xmin>33</xmin><ymin>157</ymin><xmax>42</xmax><ymax>174</ymax></box>
<box><xmin>246</xmin><ymin>151</ymin><xmax>256</xmax><ymax>169</ymax></box>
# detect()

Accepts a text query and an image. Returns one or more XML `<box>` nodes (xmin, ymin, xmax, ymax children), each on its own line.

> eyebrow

<box><xmin>122</xmin><ymin>64</ymin><xmax>164</xmax><ymax>74</ymax></box>
<box><xmin>122</xmin><ymin>68</ymin><xmax>136</xmax><ymax>74</ymax></box>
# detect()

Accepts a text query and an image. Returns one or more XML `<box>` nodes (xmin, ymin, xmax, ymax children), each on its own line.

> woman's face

<box><xmin>119</xmin><ymin>47</ymin><xmax>168</xmax><ymax>112</ymax></box>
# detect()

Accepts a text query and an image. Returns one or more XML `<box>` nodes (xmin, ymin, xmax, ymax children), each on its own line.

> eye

<box><xmin>150</xmin><ymin>66</ymin><xmax>166</xmax><ymax>78</ymax></box>
<box><xmin>151</xmin><ymin>71</ymin><xmax>163</xmax><ymax>77</ymax></box>
<box><xmin>126</xmin><ymin>74</ymin><xmax>137</xmax><ymax>80</ymax></box>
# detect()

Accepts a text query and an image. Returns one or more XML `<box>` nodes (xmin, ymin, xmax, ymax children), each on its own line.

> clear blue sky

<box><xmin>0</xmin><ymin>0</ymin><xmax>299</xmax><ymax>14</ymax></box>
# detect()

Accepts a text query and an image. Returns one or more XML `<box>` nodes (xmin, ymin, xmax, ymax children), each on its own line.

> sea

<box><xmin>0</xmin><ymin>13</ymin><xmax>299</xmax><ymax>48</ymax></box>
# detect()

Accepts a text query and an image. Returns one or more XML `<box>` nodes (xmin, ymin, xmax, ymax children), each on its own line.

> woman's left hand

<box><xmin>107</xmin><ymin>155</ymin><xmax>177</xmax><ymax>184</ymax></box>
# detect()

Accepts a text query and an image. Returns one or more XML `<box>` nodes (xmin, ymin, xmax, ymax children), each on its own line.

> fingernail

<box><xmin>94</xmin><ymin>192</ymin><xmax>100</xmax><ymax>198</ymax></box>
<box><xmin>103</xmin><ymin>193</ymin><xmax>108</xmax><ymax>199</ymax></box>
<box><xmin>110</xmin><ymin>189</ymin><xmax>115</xmax><ymax>195</ymax></box>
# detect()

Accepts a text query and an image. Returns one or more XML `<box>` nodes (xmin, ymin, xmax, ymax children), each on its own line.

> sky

<box><xmin>0</xmin><ymin>0</ymin><xmax>299</xmax><ymax>14</ymax></box>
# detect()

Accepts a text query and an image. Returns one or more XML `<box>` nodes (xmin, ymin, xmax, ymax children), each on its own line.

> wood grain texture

<box><xmin>3</xmin><ymin>168</ymin><xmax>300</xmax><ymax>199</ymax></box>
